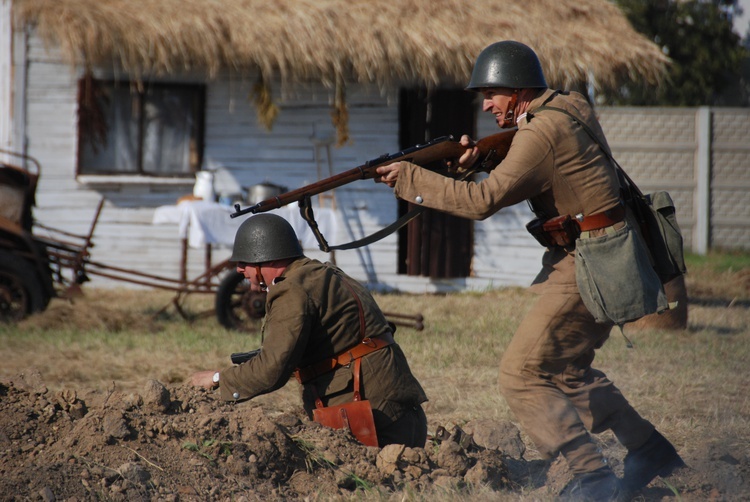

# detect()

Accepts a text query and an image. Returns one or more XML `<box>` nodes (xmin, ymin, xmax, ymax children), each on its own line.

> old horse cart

<box><xmin>0</xmin><ymin>150</ymin><xmax>423</xmax><ymax>331</ymax></box>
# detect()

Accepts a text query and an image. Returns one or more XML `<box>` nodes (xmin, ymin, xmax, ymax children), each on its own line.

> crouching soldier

<box><xmin>191</xmin><ymin>214</ymin><xmax>428</xmax><ymax>448</ymax></box>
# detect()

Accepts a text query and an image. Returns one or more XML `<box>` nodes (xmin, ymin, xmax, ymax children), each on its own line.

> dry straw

<box><xmin>15</xmin><ymin>0</ymin><xmax>670</xmax><ymax>140</ymax></box>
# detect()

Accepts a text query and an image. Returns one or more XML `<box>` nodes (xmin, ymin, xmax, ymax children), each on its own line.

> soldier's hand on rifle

<box><xmin>374</xmin><ymin>162</ymin><xmax>401</xmax><ymax>187</ymax></box>
<box><xmin>446</xmin><ymin>135</ymin><xmax>480</xmax><ymax>174</ymax></box>
<box><xmin>375</xmin><ymin>136</ymin><xmax>480</xmax><ymax>185</ymax></box>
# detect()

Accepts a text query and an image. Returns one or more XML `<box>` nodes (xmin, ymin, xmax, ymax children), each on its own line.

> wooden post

<box><xmin>694</xmin><ymin>107</ymin><xmax>711</xmax><ymax>255</ymax></box>
<box><xmin>180</xmin><ymin>237</ymin><xmax>188</xmax><ymax>284</ymax></box>
<box><xmin>204</xmin><ymin>243</ymin><xmax>212</xmax><ymax>286</ymax></box>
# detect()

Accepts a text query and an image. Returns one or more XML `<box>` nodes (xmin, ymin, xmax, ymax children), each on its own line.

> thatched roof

<box><xmin>16</xmin><ymin>0</ymin><xmax>667</xmax><ymax>89</ymax></box>
<box><xmin>15</xmin><ymin>0</ymin><xmax>669</xmax><ymax>142</ymax></box>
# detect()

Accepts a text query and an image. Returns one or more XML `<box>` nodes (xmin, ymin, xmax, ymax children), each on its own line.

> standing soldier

<box><xmin>375</xmin><ymin>41</ymin><xmax>684</xmax><ymax>499</ymax></box>
<box><xmin>191</xmin><ymin>214</ymin><xmax>428</xmax><ymax>448</ymax></box>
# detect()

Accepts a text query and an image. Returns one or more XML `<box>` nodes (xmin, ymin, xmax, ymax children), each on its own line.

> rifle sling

<box><xmin>299</xmin><ymin>195</ymin><xmax>425</xmax><ymax>252</ymax></box>
<box><xmin>298</xmin><ymin>163</ymin><xmax>480</xmax><ymax>252</ymax></box>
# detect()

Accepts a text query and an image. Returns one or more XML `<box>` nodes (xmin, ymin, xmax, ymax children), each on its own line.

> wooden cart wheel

<box><xmin>0</xmin><ymin>251</ymin><xmax>49</xmax><ymax>322</ymax></box>
<box><xmin>215</xmin><ymin>271</ymin><xmax>266</xmax><ymax>331</ymax></box>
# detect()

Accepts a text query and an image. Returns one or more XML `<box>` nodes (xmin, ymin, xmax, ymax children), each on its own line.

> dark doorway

<box><xmin>398</xmin><ymin>88</ymin><xmax>477</xmax><ymax>278</ymax></box>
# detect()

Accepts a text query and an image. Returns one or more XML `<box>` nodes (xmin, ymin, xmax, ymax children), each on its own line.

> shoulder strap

<box><xmin>528</xmin><ymin>104</ymin><xmax>645</xmax><ymax>198</ymax></box>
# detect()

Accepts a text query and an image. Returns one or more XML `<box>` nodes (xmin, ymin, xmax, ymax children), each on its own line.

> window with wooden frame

<box><xmin>77</xmin><ymin>76</ymin><xmax>205</xmax><ymax>176</ymax></box>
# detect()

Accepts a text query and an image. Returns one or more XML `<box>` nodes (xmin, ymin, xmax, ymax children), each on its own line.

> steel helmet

<box><xmin>230</xmin><ymin>213</ymin><xmax>303</xmax><ymax>264</ymax></box>
<box><xmin>466</xmin><ymin>41</ymin><xmax>547</xmax><ymax>90</ymax></box>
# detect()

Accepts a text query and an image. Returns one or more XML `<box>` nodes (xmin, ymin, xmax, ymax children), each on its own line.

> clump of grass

<box><xmin>182</xmin><ymin>438</ymin><xmax>232</xmax><ymax>465</ymax></box>
<box><xmin>290</xmin><ymin>436</ymin><xmax>336</xmax><ymax>472</ymax></box>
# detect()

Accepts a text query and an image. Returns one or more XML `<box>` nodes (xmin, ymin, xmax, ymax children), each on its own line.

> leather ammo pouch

<box><xmin>526</xmin><ymin>214</ymin><xmax>580</xmax><ymax>248</ymax></box>
<box><xmin>311</xmin><ymin>357</ymin><xmax>379</xmax><ymax>447</ymax></box>
<box><xmin>526</xmin><ymin>217</ymin><xmax>554</xmax><ymax>247</ymax></box>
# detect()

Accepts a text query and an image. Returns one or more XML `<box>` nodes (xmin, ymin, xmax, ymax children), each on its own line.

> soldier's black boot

<box><xmin>621</xmin><ymin>430</ymin><xmax>685</xmax><ymax>495</ymax></box>
<box><xmin>558</xmin><ymin>466</ymin><xmax>622</xmax><ymax>501</ymax></box>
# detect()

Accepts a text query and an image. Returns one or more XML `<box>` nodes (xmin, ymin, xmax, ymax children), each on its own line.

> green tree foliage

<box><xmin>600</xmin><ymin>0</ymin><xmax>748</xmax><ymax>105</ymax></box>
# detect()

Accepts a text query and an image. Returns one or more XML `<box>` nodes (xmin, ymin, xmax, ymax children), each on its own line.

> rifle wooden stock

<box><xmin>230</xmin><ymin>128</ymin><xmax>517</xmax><ymax>218</ymax></box>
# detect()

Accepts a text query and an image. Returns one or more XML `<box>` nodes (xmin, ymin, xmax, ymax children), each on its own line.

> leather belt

<box><xmin>294</xmin><ymin>331</ymin><xmax>395</xmax><ymax>384</ymax></box>
<box><xmin>576</xmin><ymin>204</ymin><xmax>625</xmax><ymax>232</ymax></box>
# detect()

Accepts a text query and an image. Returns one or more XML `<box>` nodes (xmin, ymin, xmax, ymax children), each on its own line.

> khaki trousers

<box><xmin>499</xmin><ymin>292</ymin><xmax>654</xmax><ymax>474</ymax></box>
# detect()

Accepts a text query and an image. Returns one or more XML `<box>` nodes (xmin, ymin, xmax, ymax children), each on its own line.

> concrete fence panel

<box><xmin>598</xmin><ymin>106</ymin><xmax>750</xmax><ymax>253</ymax></box>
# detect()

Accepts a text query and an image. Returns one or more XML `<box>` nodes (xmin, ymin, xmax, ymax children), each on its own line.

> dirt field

<box><xmin>1</xmin><ymin>265</ymin><xmax>749</xmax><ymax>501</ymax></box>
<box><xmin>5</xmin><ymin>374</ymin><xmax>746</xmax><ymax>502</ymax></box>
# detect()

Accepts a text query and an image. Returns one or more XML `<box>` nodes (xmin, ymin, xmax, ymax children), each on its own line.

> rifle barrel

<box><xmin>230</xmin><ymin>129</ymin><xmax>516</xmax><ymax>218</ymax></box>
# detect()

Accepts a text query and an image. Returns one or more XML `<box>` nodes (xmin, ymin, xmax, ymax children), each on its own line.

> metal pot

<box><xmin>245</xmin><ymin>182</ymin><xmax>287</xmax><ymax>204</ymax></box>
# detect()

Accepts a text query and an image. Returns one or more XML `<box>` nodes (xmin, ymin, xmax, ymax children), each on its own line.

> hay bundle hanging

<box><xmin>250</xmin><ymin>75</ymin><xmax>280</xmax><ymax>131</ymax></box>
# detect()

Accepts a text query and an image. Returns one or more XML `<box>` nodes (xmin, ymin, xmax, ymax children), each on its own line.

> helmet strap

<box><xmin>255</xmin><ymin>265</ymin><xmax>268</xmax><ymax>292</ymax></box>
<box><xmin>502</xmin><ymin>90</ymin><xmax>519</xmax><ymax>128</ymax></box>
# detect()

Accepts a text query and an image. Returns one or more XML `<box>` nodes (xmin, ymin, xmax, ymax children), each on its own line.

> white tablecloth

<box><xmin>153</xmin><ymin>201</ymin><xmax>338</xmax><ymax>249</ymax></box>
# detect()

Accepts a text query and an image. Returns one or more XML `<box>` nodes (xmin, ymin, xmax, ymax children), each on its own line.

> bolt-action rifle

<box><xmin>223</xmin><ymin>131</ymin><xmax>516</xmax><ymax>349</ymax></box>
<box><xmin>230</xmin><ymin>128</ymin><xmax>517</xmax><ymax>219</ymax></box>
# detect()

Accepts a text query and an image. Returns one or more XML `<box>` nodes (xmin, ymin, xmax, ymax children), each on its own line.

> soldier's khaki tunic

<box><xmin>394</xmin><ymin>89</ymin><xmax>654</xmax><ymax>474</ymax></box>
<box><xmin>219</xmin><ymin>257</ymin><xmax>427</xmax><ymax>445</ymax></box>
